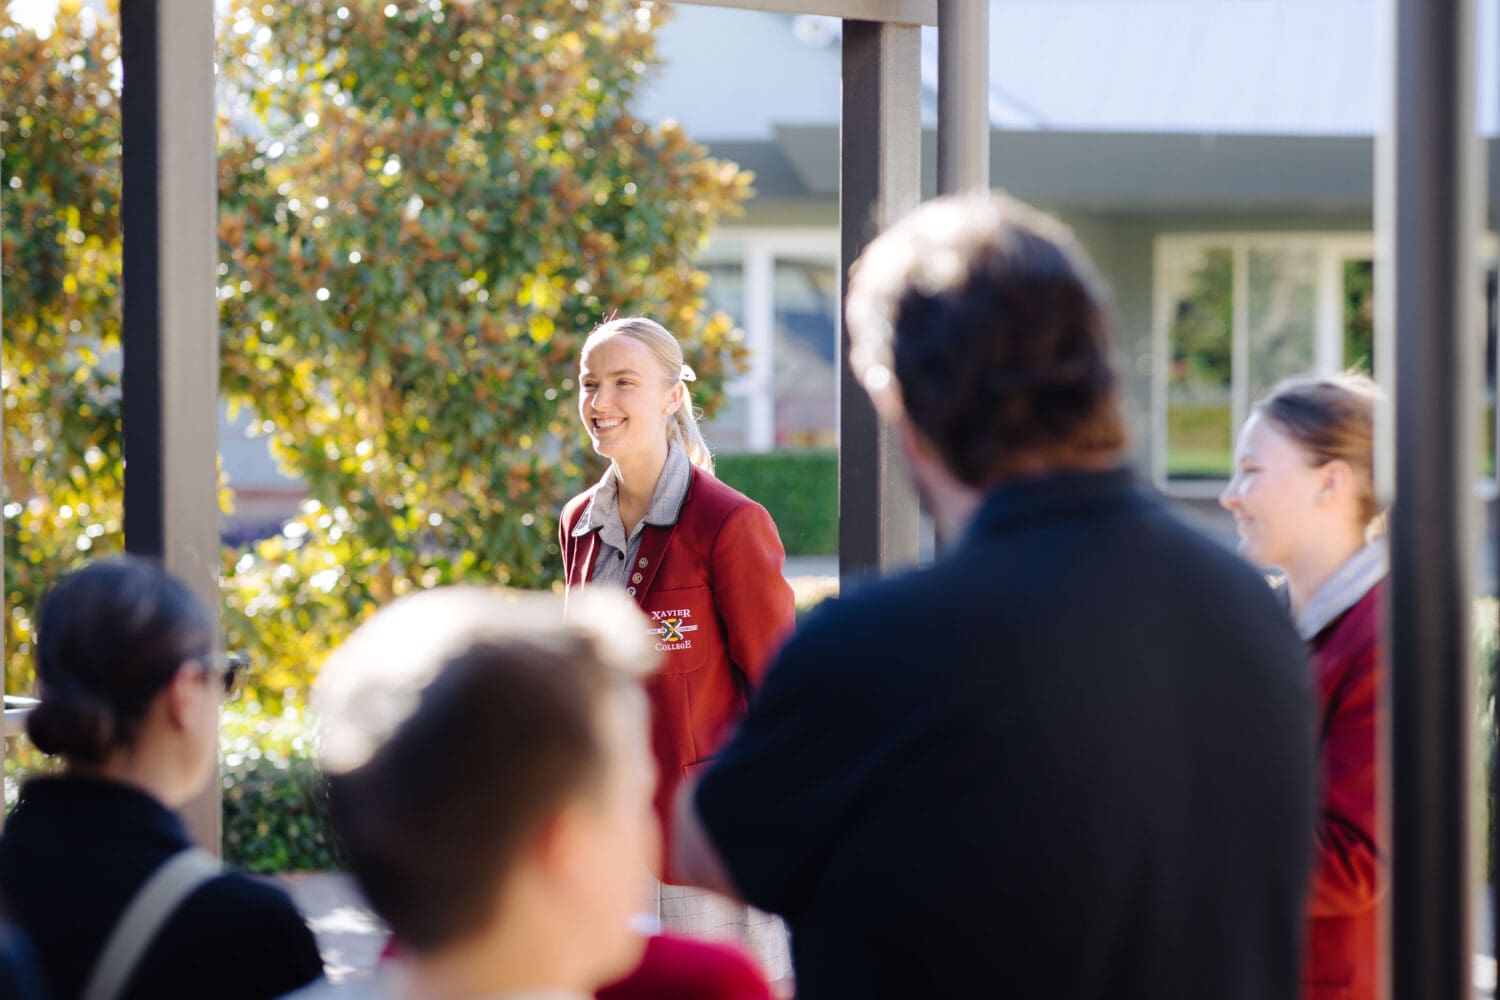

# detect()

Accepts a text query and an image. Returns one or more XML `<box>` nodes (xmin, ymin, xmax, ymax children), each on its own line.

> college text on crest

<box><xmin>648</xmin><ymin>608</ymin><xmax>699</xmax><ymax>651</ymax></box>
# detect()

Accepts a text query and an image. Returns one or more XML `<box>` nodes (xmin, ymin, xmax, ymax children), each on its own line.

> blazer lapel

<box><xmin>630</xmin><ymin>521</ymin><xmax>678</xmax><ymax>606</ymax></box>
<box><xmin>628</xmin><ymin>466</ymin><xmax>698</xmax><ymax>606</ymax></box>
<box><xmin>577</xmin><ymin>531</ymin><xmax>600</xmax><ymax>587</ymax></box>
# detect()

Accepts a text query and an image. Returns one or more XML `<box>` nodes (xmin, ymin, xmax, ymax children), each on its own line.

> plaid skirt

<box><xmin>645</xmin><ymin>879</ymin><xmax>791</xmax><ymax>983</ymax></box>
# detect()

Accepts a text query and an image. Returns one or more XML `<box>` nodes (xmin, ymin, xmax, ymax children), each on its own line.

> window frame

<box><xmin>701</xmin><ymin>227</ymin><xmax>841</xmax><ymax>453</ymax></box>
<box><xmin>1151</xmin><ymin>231</ymin><xmax>1374</xmax><ymax>497</ymax></box>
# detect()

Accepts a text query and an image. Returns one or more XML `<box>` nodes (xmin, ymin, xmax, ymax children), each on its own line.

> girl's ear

<box><xmin>664</xmin><ymin>382</ymin><xmax>684</xmax><ymax>417</ymax></box>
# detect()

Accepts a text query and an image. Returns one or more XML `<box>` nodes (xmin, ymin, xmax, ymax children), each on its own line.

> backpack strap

<box><xmin>81</xmin><ymin>847</ymin><xmax>221</xmax><ymax>1000</ymax></box>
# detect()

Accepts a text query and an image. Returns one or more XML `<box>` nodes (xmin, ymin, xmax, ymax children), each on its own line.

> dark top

<box><xmin>697</xmin><ymin>467</ymin><xmax>1317</xmax><ymax>1000</ymax></box>
<box><xmin>0</xmin><ymin>777</ymin><xmax>322</xmax><ymax>1000</ymax></box>
<box><xmin>0</xmin><ymin>922</ymin><xmax>47</xmax><ymax>1000</ymax></box>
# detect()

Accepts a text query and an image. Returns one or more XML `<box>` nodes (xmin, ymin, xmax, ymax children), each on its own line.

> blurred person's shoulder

<box><xmin>598</xmin><ymin>933</ymin><xmax>773</xmax><ymax>1000</ymax></box>
<box><xmin>142</xmin><ymin>869</ymin><xmax>324</xmax><ymax>998</ymax></box>
<box><xmin>176</xmin><ymin>869</ymin><xmax>312</xmax><ymax>936</ymax></box>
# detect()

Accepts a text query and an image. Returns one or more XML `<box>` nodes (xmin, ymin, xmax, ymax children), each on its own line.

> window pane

<box><xmin>1166</xmin><ymin>247</ymin><xmax>1233</xmax><ymax>480</ymax></box>
<box><xmin>773</xmin><ymin>258</ymin><xmax>838</xmax><ymax>449</ymax></box>
<box><xmin>1246</xmin><ymin>246</ymin><xmax>1317</xmax><ymax>403</ymax></box>
<box><xmin>1343</xmin><ymin>259</ymin><xmax>1374</xmax><ymax>373</ymax></box>
<box><xmin>700</xmin><ymin>262</ymin><xmax>750</xmax><ymax>452</ymax></box>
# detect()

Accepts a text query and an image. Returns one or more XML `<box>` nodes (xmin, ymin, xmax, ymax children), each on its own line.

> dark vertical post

<box><xmin>1386</xmin><ymin>0</ymin><xmax>1478</xmax><ymax>996</ymax></box>
<box><xmin>936</xmin><ymin>0</ymin><xmax>988</xmax><ymax>196</ymax></box>
<box><xmin>839</xmin><ymin>20</ymin><xmax>922</xmax><ymax>579</ymax></box>
<box><xmin>1489</xmin><ymin>137</ymin><xmax>1500</xmax><ymax>987</ymax></box>
<box><xmin>120</xmin><ymin>0</ymin><xmax>222</xmax><ymax>849</ymax></box>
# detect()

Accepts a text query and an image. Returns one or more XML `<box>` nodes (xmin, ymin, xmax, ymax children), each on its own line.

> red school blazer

<box><xmin>560</xmin><ymin>468</ymin><xmax>796</xmax><ymax>884</ymax></box>
<box><xmin>1303</xmin><ymin>581</ymin><xmax>1384</xmax><ymax>1000</ymax></box>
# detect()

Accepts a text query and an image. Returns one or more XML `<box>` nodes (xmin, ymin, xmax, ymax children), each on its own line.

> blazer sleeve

<box><xmin>1307</xmin><ymin>644</ymin><xmax>1381</xmax><ymax>918</ymax></box>
<box><xmin>711</xmin><ymin>502</ymin><xmax>795</xmax><ymax>690</ymax></box>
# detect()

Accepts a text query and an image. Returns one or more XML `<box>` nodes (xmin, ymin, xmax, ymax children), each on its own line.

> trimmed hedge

<box><xmin>715</xmin><ymin>449</ymin><xmax>837</xmax><ymax>556</ymax></box>
<box><xmin>221</xmin><ymin>708</ymin><xmax>342</xmax><ymax>873</ymax></box>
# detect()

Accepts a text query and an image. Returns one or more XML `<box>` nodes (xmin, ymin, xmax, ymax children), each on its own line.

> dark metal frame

<box><xmin>937</xmin><ymin>0</ymin><xmax>989</xmax><ymax>196</ymax></box>
<box><xmin>1383</xmin><ymin>1</ymin><xmax>1478</xmax><ymax>996</ymax></box>
<box><xmin>119</xmin><ymin>0</ymin><xmax>222</xmax><ymax>848</ymax></box>
<box><xmin>836</xmin><ymin>19</ymin><xmax>924</xmax><ymax>577</ymax></box>
<box><xmin>678</xmin><ymin>0</ymin><xmax>985</xmax><ymax>576</ymax></box>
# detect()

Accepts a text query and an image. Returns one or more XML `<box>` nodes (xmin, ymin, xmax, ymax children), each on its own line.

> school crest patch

<box><xmin>648</xmin><ymin>608</ymin><xmax>699</xmax><ymax>651</ymax></box>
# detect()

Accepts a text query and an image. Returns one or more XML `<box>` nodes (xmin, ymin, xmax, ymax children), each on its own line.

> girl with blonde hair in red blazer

<box><xmin>560</xmin><ymin>316</ymin><xmax>795</xmax><ymax>982</ymax></box>
<box><xmin>1220</xmin><ymin>373</ymin><xmax>1385</xmax><ymax>1000</ymax></box>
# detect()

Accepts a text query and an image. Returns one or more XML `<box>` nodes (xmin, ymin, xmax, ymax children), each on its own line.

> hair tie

<box><xmin>679</xmin><ymin>364</ymin><xmax>697</xmax><ymax>383</ymax></box>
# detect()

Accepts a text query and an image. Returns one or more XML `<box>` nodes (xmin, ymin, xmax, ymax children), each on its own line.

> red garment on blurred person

<box><xmin>597</xmin><ymin>933</ymin><xmax>773</xmax><ymax>1000</ymax></box>
<box><xmin>1303</xmin><ymin>581</ymin><xmax>1384</xmax><ymax>1000</ymax></box>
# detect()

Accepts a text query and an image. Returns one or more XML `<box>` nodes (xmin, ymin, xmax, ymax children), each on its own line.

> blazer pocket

<box><xmin>642</xmin><ymin>586</ymin><xmax>712</xmax><ymax>676</ymax></box>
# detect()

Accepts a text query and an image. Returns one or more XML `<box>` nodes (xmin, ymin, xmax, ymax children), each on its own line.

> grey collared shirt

<box><xmin>571</xmin><ymin>440</ymin><xmax>693</xmax><ymax>591</ymax></box>
<box><xmin>1274</xmin><ymin>539</ymin><xmax>1389</xmax><ymax>640</ymax></box>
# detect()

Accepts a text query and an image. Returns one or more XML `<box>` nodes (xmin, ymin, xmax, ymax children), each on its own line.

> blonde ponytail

<box><xmin>668</xmin><ymin>395</ymin><xmax>715</xmax><ymax>475</ymax></box>
<box><xmin>585</xmin><ymin>316</ymin><xmax>716</xmax><ymax>474</ymax></box>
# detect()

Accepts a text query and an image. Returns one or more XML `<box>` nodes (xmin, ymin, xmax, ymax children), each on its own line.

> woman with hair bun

<box><xmin>1220</xmin><ymin>374</ymin><xmax>1386</xmax><ymax>1000</ymax></box>
<box><xmin>0</xmin><ymin>557</ymin><xmax>322</xmax><ymax>1000</ymax></box>
<box><xmin>559</xmin><ymin>316</ymin><xmax>795</xmax><ymax>980</ymax></box>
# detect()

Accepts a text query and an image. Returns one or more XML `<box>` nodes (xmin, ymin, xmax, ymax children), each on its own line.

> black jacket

<box><xmin>698</xmin><ymin>468</ymin><xmax>1317</xmax><ymax>1000</ymax></box>
<box><xmin>0</xmin><ymin>776</ymin><xmax>322</xmax><ymax>1000</ymax></box>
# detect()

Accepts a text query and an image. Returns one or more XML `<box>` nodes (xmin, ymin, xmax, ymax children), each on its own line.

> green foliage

<box><xmin>1343</xmin><ymin>259</ymin><xmax>1375</xmax><ymax>373</ymax></box>
<box><xmin>1167</xmin><ymin>247</ymin><xmax>1232</xmax><ymax>390</ymax></box>
<box><xmin>215</xmin><ymin>0</ymin><xmax>752</xmax><ymax>709</ymax></box>
<box><xmin>1</xmin><ymin>0</ymin><xmax>127</xmax><ymax>699</ymax></box>
<box><xmin>715</xmin><ymin>449</ymin><xmax>836</xmax><ymax>556</ymax></box>
<box><xmin>1477</xmin><ymin>598</ymin><xmax>1498</xmax><ymax>879</ymax></box>
<box><xmin>1164</xmin><ymin>404</ymin><xmax>1232</xmax><ymax>480</ymax></box>
<box><xmin>221</xmin><ymin>706</ymin><xmax>342</xmax><ymax>873</ymax></box>
<box><xmin>1</xmin><ymin>1</ymin><xmax>752</xmax><ymax>713</ymax></box>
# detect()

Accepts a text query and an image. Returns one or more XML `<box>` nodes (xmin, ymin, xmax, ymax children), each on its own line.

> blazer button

<box><xmin>638</xmin><ymin>557</ymin><xmax>648</xmax><ymax>568</ymax></box>
<box><xmin>631</xmin><ymin>572</ymin><xmax>643</xmax><ymax>584</ymax></box>
<box><xmin>626</xmin><ymin>586</ymin><xmax>636</xmax><ymax>596</ymax></box>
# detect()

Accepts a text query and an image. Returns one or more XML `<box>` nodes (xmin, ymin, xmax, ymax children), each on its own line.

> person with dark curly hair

<box><xmin>671</xmin><ymin>193</ymin><xmax>1318</xmax><ymax>1000</ymax></box>
<box><xmin>0</xmin><ymin>557</ymin><xmax>322</xmax><ymax>1000</ymax></box>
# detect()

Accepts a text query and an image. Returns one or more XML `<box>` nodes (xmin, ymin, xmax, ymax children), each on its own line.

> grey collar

<box><xmin>1293</xmin><ymin>539</ymin><xmax>1388</xmax><ymax>640</ymax></box>
<box><xmin>571</xmin><ymin>440</ymin><xmax>693</xmax><ymax>543</ymax></box>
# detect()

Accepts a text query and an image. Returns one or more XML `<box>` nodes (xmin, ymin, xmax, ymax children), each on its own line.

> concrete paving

<box><xmin>275</xmin><ymin>872</ymin><xmax>387</xmax><ymax>984</ymax></box>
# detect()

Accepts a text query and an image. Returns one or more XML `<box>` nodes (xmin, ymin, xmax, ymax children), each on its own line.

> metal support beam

<box><xmin>674</xmin><ymin>0</ymin><xmax>936</xmax><ymax>25</ymax></box>
<box><xmin>120</xmin><ymin>0</ymin><xmax>222</xmax><ymax>851</ymax></box>
<box><xmin>937</xmin><ymin>0</ymin><xmax>989</xmax><ymax>195</ymax></box>
<box><xmin>839</xmin><ymin>21</ymin><xmax>922</xmax><ymax>579</ymax></box>
<box><xmin>1382</xmin><ymin>0</ymin><xmax>1479</xmax><ymax>996</ymax></box>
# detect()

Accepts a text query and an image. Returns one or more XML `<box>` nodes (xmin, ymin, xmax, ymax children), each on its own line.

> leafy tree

<box><xmin>3</xmin><ymin>0</ymin><xmax>751</xmax><ymax>711</ymax></box>
<box><xmin>1</xmin><ymin>0</ymin><xmax>125</xmax><ymax>699</ymax></box>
